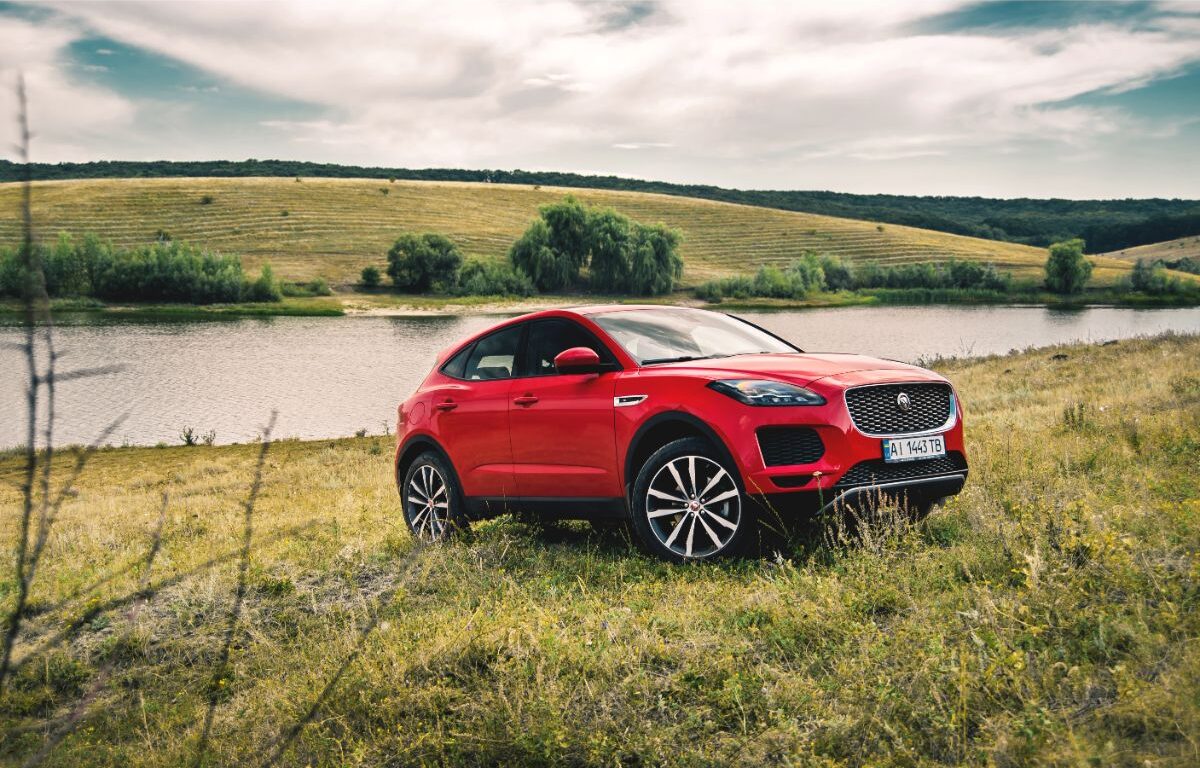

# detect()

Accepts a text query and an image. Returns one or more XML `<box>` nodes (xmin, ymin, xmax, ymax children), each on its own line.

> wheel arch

<box><xmin>624</xmin><ymin>411</ymin><xmax>742</xmax><ymax>498</ymax></box>
<box><xmin>395</xmin><ymin>434</ymin><xmax>454</xmax><ymax>489</ymax></box>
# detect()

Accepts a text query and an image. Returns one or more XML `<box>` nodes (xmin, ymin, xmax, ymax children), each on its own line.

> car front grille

<box><xmin>845</xmin><ymin>383</ymin><xmax>953</xmax><ymax>435</ymax></box>
<box><xmin>757</xmin><ymin>427</ymin><xmax>825</xmax><ymax>466</ymax></box>
<box><xmin>835</xmin><ymin>451</ymin><xmax>967</xmax><ymax>489</ymax></box>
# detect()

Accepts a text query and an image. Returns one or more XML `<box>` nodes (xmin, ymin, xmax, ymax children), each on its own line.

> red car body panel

<box><xmin>396</xmin><ymin>306</ymin><xmax>966</xmax><ymax>513</ymax></box>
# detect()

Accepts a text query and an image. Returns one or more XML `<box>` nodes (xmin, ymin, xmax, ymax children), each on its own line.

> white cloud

<box><xmin>7</xmin><ymin>0</ymin><xmax>1200</xmax><ymax>195</ymax></box>
<box><xmin>0</xmin><ymin>16</ymin><xmax>135</xmax><ymax>161</ymax></box>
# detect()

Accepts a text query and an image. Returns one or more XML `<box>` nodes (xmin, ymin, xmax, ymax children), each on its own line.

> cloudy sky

<box><xmin>1</xmin><ymin>0</ymin><xmax>1198</xmax><ymax>198</ymax></box>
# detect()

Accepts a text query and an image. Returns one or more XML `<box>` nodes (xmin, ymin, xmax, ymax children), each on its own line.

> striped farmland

<box><xmin>0</xmin><ymin>176</ymin><xmax>1142</xmax><ymax>288</ymax></box>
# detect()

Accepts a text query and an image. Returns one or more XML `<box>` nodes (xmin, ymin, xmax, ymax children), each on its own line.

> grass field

<box><xmin>2</xmin><ymin>334</ymin><xmax>1198</xmax><ymax>766</ymax></box>
<box><xmin>0</xmin><ymin>177</ymin><xmax>1149</xmax><ymax>290</ymax></box>
<box><xmin>1103</xmin><ymin>235</ymin><xmax>1200</xmax><ymax>265</ymax></box>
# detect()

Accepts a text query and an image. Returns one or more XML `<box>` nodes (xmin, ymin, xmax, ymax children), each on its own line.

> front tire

<box><xmin>401</xmin><ymin>451</ymin><xmax>468</xmax><ymax>542</ymax></box>
<box><xmin>629</xmin><ymin>437</ymin><xmax>752</xmax><ymax>562</ymax></box>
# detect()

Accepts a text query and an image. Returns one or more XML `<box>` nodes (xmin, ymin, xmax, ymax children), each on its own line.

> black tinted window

<box><xmin>462</xmin><ymin>325</ymin><xmax>522</xmax><ymax>381</ymax></box>
<box><xmin>523</xmin><ymin>319</ymin><xmax>613</xmax><ymax>376</ymax></box>
<box><xmin>441</xmin><ymin>344</ymin><xmax>472</xmax><ymax>379</ymax></box>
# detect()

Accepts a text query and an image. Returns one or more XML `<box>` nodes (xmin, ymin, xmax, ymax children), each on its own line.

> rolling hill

<box><xmin>0</xmin><ymin>177</ymin><xmax>1149</xmax><ymax>289</ymax></box>
<box><xmin>1102</xmin><ymin>235</ymin><xmax>1200</xmax><ymax>265</ymax></box>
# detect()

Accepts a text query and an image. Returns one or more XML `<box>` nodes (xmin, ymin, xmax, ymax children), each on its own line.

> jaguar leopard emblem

<box><xmin>896</xmin><ymin>392</ymin><xmax>912</xmax><ymax>412</ymax></box>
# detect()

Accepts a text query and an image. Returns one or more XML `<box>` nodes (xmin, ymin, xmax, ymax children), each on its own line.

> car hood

<box><xmin>647</xmin><ymin>352</ymin><xmax>940</xmax><ymax>387</ymax></box>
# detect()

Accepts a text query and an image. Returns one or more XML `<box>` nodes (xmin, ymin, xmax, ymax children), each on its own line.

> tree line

<box><xmin>4</xmin><ymin>159</ymin><xmax>1197</xmax><ymax>253</ymax></box>
<box><xmin>0</xmin><ymin>233</ymin><xmax>281</xmax><ymax>304</ymax></box>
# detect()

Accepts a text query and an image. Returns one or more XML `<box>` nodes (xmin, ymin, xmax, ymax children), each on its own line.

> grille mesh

<box><xmin>835</xmin><ymin>451</ymin><xmax>967</xmax><ymax>488</ymax></box>
<box><xmin>845</xmin><ymin>383</ymin><xmax>952</xmax><ymax>435</ymax></box>
<box><xmin>757</xmin><ymin>427</ymin><xmax>825</xmax><ymax>466</ymax></box>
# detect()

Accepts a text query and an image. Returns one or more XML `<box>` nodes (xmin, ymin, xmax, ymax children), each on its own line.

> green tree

<box><xmin>1044</xmin><ymin>238</ymin><xmax>1093</xmax><ymax>294</ymax></box>
<box><xmin>628</xmin><ymin>223</ymin><xmax>683</xmax><ymax>295</ymax></box>
<box><xmin>586</xmin><ymin>208</ymin><xmax>634</xmax><ymax>292</ymax></box>
<box><xmin>539</xmin><ymin>195</ymin><xmax>590</xmax><ymax>274</ymax></box>
<box><xmin>360</xmin><ymin>265</ymin><xmax>381</xmax><ymax>288</ymax></box>
<box><xmin>387</xmin><ymin>233</ymin><xmax>463</xmax><ymax>292</ymax></box>
<box><xmin>509</xmin><ymin>219</ymin><xmax>572</xmax><ymax>292</ymax></box>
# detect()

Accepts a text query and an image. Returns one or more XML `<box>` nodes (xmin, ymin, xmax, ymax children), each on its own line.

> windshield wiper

<box><xmin>641</xmin><ymin>353</ymin><xmax>731</xmax><ymax>365</ymax></box>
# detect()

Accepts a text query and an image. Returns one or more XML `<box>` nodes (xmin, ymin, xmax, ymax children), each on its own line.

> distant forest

<box><xmin>3</xmin><ymin>159</ymin><xmax>1198</xmax><ymax>254</ymax></box>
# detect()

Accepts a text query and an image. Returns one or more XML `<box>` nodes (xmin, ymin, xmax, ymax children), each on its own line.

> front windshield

<box><xmin>592</xmin><ymin>308</ymin><xmax>797</xmax><ymax>365</ymax></box>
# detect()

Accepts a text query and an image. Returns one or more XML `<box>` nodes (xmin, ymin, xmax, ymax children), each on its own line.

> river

<box><xmin>2</xmin><ymin>305</ymin><xmax>1197</xmax><ymax>448</ymax></box>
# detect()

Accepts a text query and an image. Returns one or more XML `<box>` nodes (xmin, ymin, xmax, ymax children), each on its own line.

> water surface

<box><xmin>1</xmin><ymin>305</ymin><xmax>1197</xmax><ymax>448</ymax></box>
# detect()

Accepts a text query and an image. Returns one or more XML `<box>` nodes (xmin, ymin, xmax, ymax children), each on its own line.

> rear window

<box><xmin>441</xmin><ymin>344</ymin><xmax>472</xmax><ymax>379</ymax></box>
<box><xmin>461</xmin><ymin>325</ymin><xmax>523</xmax><ymax>380</ymax></box>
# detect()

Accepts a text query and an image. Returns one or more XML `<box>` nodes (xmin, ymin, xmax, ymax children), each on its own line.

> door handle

<box><xmin>513</xmin><ymin>394</ymin><xmax>539</xmax><ymax>407</ymax></box>
<box><xmin>434</xmin><ymin>399</ymin><xmax>458</xmax><ymax>412</ymax></box>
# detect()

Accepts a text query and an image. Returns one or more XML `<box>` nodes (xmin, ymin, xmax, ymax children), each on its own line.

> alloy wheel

<box><xmin>407</xmin><ymin>464</ymin><xmax>450</xmax><ymax>541</ymax></box>
<box><xmin>645</xmin><ymin>455</ymin><xmax>741</xmax><ymax>559</ymax></box>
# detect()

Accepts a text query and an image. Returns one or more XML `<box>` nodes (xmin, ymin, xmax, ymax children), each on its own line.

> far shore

<box><xmin>2</xmin><ymin>286</ymin><xmax>1199</xmax><ymax>320</ymax></box>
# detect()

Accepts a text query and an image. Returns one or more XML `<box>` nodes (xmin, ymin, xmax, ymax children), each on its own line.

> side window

<box><xmin>462</xmin><ymin>325</ymin><xmax>523</xmax><ymax>381</ymax></box>
<box><xmin>441</xmin><ymin>343</ymin><xmax>473</xmax><ymax>379</ymax></box>
<box><xmin>523</xmin><ymin>319</ymin><xmax>614</xmax><ymax>377</ymax></box>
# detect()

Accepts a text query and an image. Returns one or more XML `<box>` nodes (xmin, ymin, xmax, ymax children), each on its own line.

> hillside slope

<box><xmin>0</xmin><ymin>177</ymin><xmax>1142</xmax><ymax>288</ymax></box>
<box><xmin>1102</xmin><ymin>235</ymin><xmax>1200</xmax><ymax>265</ymax></box>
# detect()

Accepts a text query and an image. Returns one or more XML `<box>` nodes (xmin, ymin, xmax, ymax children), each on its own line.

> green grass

<box><xmin>1</xmin><ymin>177</ymin><xmax>1152</xmax><ymax>291</ymax></box>
<box><xmin>2</xmin><ymin>334</ymin><xmax>1198</xmax><ymax>765</ymax></box>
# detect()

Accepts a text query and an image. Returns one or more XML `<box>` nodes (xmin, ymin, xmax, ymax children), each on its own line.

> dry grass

<box><xmin>0</xmin><ymin>177</ymin><xmax>1145</xmax><ymax>289</ymax></box>
<box><xmin>1103</xmin><ymin>235</ymin><xmax>1200</xmax><ymax>265</ymax></box>
<box><xmin>1</xmin><ymin>334</ymin><xmax>1198</xmax><ymax>766</ymax></box>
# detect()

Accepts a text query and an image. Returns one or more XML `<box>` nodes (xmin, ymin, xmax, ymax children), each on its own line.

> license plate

<box><xmin>882</xmin><ymin>434</ymin><xmax>946</xmax><ymax>463</ymax></box>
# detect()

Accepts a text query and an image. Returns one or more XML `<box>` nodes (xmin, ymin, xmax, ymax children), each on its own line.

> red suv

<box><xmin>395</xmin><ymin>306</ymin><xmax>967</xmax><ymax>561</ymax></box>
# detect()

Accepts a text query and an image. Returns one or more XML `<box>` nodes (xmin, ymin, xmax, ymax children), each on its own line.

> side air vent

<box><xmin>757</xmin><ymin>427</ymin><xmax>825</xmax><ymax>467</ymax></box>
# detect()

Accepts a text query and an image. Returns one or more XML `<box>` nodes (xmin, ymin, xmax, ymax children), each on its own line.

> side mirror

<box><xmin>554</xmin><ymin>346</ymin><xmax>602</xmax><ymax>375</ymax></box>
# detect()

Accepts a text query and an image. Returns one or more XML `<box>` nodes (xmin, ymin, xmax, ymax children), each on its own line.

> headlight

<box><xmin>708</xmin><ymin>379</ymin><xmax>826</xmax><ymax>406</ymax></box>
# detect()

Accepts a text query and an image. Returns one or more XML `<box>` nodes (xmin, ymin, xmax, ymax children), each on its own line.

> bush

<box><xmin>1045</xmin><ymin>238</ymin><xmax>1093</xmax><ymax>294</ymax></box>
<box><xmin>387</xmin><ymin>233</ymin><xmax>463</xmax><ymax>293</ymax></box>
<box><xmin>199</xmin><ymin>195</ymin><xmax>214</xmax><ymax>205</ymax></box>
<box><xmin>1130</xmin><ymin>258</ymin><xmax>1181</xmax><ymax>295</ymax></box>
<box><xmin>0</xmin><ymin>234</ymin><xmax>280</xmax><ymax>304</ymax></box>
<box><xmin>280</xmin><ymin>278</ymin><xmax>333</xmax><ymax>298</ymax></box>
<box><xmin>244</xmin><ymin>264</ymin><xmax>283</xmax><ymax>302</ymax></box>
<box><xmin>90</xmin><ymin>241</ymin><xmax>249</xmax><ymax>303</ymax></box>
<box><xmin>819</xmin><ymin>255</ymin><xmax>855</xmax><ymax>291</ymax></box>
<box><xmin>454</xmin><ymin>259</ymin><xmax>535</xmax><ymax>297</ymax></box>
<box><xmin>360</xmin><ymin>265</ymin><xmax>382</xmax><ymax>288</ymax></box>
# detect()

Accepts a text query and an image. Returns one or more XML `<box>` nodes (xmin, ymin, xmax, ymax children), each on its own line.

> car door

<box><xmin>431</xmin><ymin>323</ymin><xmax>523</xmax><ymax>500</ymax></box>
<box><xmin>508</xmin><ymin>318</ymin><xmax>620</xmax><ymax>499</ymax></box>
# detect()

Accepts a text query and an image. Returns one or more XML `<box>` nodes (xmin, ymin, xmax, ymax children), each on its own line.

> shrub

<box><xmin>90</xmin><ymin>241</ymin><xmax>249</xmax><ymax>303</ymax></box>
<box><xmin>1130</xmin><ymin>258</ymin><xmax>1181</xmax><ymax>295</ymax></box>
<box><xmin>455</xmin><ymin>259</ymin><xmax>535</xmax><ymax>297</ymax></box>
<box><xmin>199</xmin><ymin>195</ymin><xmax>214</xmax><ymax>205</ymax></box>
<box><xmin>1045</xmin><ymin>238</ymin><xmax>1093</xmax><ymax>294</ymax></box>
<box><xmin>360</xmin><ymin>265</ymin><xmax>382</xmax><ymax>288</ymax></box>
<box><xmin>281</xmin><ymin>278</ymin><xmax>333</xmax><ymax>298</ymax></box>
<box><xmin>387</xmin><ymin>233</ymin><xmax>463</xmax><ymax>293</ymax></box>
<box><xmin>244</xmin><ymin>264</ymin><xmax>283</xmax><ymax>302</ymax></box>
<box><xmin>820</xmin><ymin>255</ymin><xmax>855</xmax><ymax>291</ymax></box>
<box><xmin>694</xmin><ymin>281</ymin><xmax>724</xmax><ymax>303</ymax></box>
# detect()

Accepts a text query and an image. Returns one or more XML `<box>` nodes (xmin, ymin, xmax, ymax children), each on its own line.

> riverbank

<box><xmin>3</xmin><ymin>284</ymin><xmax>1198</xmax><ymax>320</ymax></box>
<box><xmin>1</xmin><ymin>334</ymin><xmax>1197</xmax><ymax>765</ymax></box>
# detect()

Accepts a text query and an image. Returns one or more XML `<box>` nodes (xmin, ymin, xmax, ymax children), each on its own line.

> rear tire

<box><xmin>400</xmin><ymin>451</ymin><xmax>468</xmax><ymax>542</ymax></box>
<box><xmin>629</xmin><ymin>437</ymin><xmax>753</xmax><ymax>562</ymax></box>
